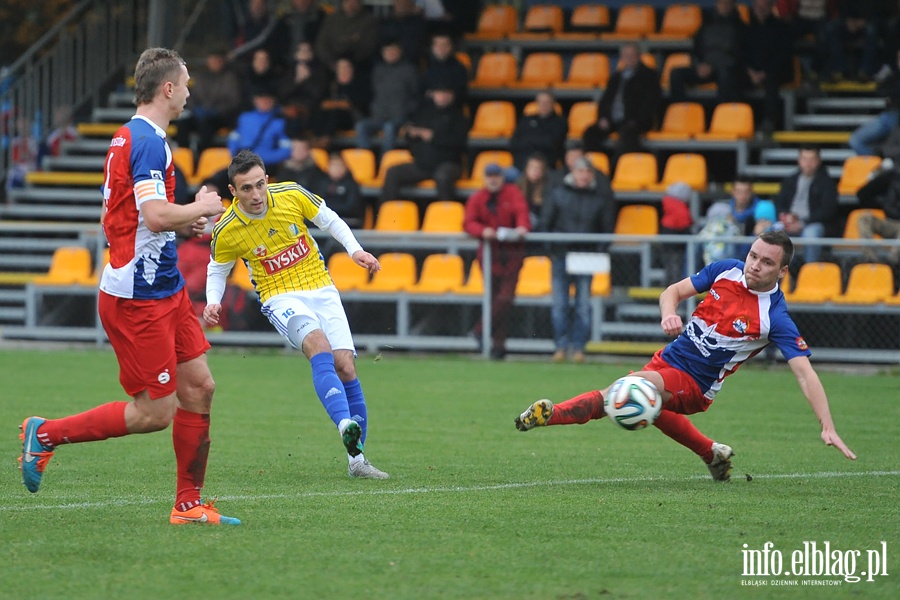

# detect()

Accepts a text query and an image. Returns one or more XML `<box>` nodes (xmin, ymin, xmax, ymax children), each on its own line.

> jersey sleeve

<box><xmin>689</xmin><ymin>259</ymin><xmax>743</xmax><ymax>293</ymax></box>
<box><xmin>130</xmin><ymin>134</ymin><xmax>168</xmax><ymax>206</ymax></box>
<box><xmin>767</xmin><ymin>302</ymin><xmax>812</xmax><ymax>360</ymax></box>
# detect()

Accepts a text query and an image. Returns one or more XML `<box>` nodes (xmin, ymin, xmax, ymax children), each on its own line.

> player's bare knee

<box><xmin>333</xmin><ymin>350</ymin><xmax>357</xmax><ymax>380</ymax></box>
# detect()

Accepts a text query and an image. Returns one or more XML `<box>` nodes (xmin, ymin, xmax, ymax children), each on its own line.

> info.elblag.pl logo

<box><xmin>741</xmin><ymin>541</ymin><xmax>889</xmax><ymax>586</ymax></box>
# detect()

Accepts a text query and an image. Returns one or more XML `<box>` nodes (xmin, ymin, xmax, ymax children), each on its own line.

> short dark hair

<box><xmin>758</xmin><ymin>229</ymin><xmax>794</xmax><ymax>267</ymax></box>
<box><xmin>133</xmin><ymin>47</ymin><xmax>185</xmax><ymax>106</ymax></box>
<box><xmin>228</xmin><ymin>150</ymin><xmax>266</xmax><ymax>185</ymax></box>
<box><xmin>733</xmin><ymin>174</ymin><xmax>753</xmax><ymax>186</ymax></box>
<box><xmin>798</xmin><ymin>144</ymin><xmax>821</xmax><ymax>156</ymax></box>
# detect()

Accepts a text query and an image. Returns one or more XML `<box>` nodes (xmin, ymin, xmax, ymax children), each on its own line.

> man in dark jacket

<box><xmin>510</xmin><ymin>91</ymin><xmax>568</xmax><ymax>170</ymax></box>
<box><xmin>856</xmin><ymin>163</ymin><xmax>900</xmax><ymax>264</ymax></box>
<box><xmin>743</xmin><ymin>0</ymin><xmax>794</xmax><ymax>132</ymax></box>
<box><xmin>582</xmin><ymin>42</ymin><xmax>661</xmax><ymax>159</ymax></box>
<box><xmin>380</xmin><ymin>84</ymin><xmax>469</xmax><ymax>205</ymax></box>
<box><xmin>539</xmin><ymin>157</ymin><xmax>617</xmax><ymax>363</ymax></box>
<box><xmin>355</xmin><ymin>40</ymin><xmax>420</xmax><ymax>152</ymax></box>
<box><xmin>774</xmin><ymin>145</ymin><xmax>840</xmax><ymax>264</ymax></box>
<box><xmin>420</xmin><ymin>33</ymin><xmax>469</xmax><ymax>107</ymax></box>
<box><xmin>463</xmin><ymin>163</ymin><xmax>532</xmax><ymax>359</ymax></box>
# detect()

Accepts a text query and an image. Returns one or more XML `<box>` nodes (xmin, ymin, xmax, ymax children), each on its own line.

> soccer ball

<box><xmin>604</xmin><ymin>376</ymin><xmax>662</xmax><ymax>431</ymax></box>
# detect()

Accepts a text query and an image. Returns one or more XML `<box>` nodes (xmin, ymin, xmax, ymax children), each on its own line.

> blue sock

<box><xmin>309</xmin><ymin>353</ymin><xmax>350</xmax><ymax>427</ymax></box>
<box><xmin>343</xmin><ymin>378</ymin><xmax>368</xmax><ymax>445</ymax></box>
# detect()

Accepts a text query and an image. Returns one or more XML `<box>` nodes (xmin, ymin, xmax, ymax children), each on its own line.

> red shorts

<box><xmin>641</xmin><ymin>350</ymin><xmax>712</xmax><ymax>415</ymax></box>
<box><xmin>99</xmin><ymin>288</ymin><xmax>210</xmax><ymax>399</ymax></box>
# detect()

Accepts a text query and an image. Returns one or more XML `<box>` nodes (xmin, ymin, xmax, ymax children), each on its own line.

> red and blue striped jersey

<box><xmin>99</xmin><ymin>116</ymin><xmax>184</xmax><ymax>299</ymax></box>
<box><xmin>661</xmin><ymin>259</ymin><xmax>811</xmax><ymax>399</ymax></box>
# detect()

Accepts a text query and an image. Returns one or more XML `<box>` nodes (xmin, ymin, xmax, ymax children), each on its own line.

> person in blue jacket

<box><xmin>227</xmin><ymin>83</ymin><xmax>292</xmax><ymax>169</ymax></box>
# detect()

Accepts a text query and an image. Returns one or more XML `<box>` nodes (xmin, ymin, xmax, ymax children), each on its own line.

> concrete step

<box><xmin>0</xmin><ymin>204</ymin><xmax>102</xmax><ymax>221</ymax></box>
<box><xmin>806</xmin><ymin>97</ymin><xmax>886</xmax><ymax>112</ymax></box>
<box><xmin>760</xmin><ymin>148</ymin><xmax>853</xmax><ymax>165</ymax></box>
<box><xmin>0</xmin><ymin>306</ymin><xmax>26</xmax><ymax>323</ymax></box>
<box><xmin>42</xmin><ymin>155</ymin><xmax>105</xmax><ymax>171</ymax></box>
<box><xmin>791</xmin><ymin>114</ymin><xmax>871</xmax><ymax>128</ymax></box>
<box><xmin>60</xmin><ymin>138</ymin><xmax>114</xmax><ymax>154</ymax></box>
<box><xmin>0</xmin><ymin>288</ymin><xmax>27</xmax><ymax>303</ymax></box>
<box><xmin>0</xmin><ymin>254</ymin><xmax>52</xmax><ymax>270</ymax></box>
<box><xmin>8</xmin><ymin>187</ymin><xmax>102</xmax><ymax>203</ymax></box>
<box><xmin>741</xmin><ymin>164</ymin><xmax>843</xmax><ymax>180</ymax></box>
<box><xmin>107</xmin><ymin>90</ymin><xmax>135</xmax><ymax>107</ymax></box>
<box><xmin>615</xmin><ymin>303</ymin><xmax>664</xmax><ymax>320</ymax></box>
<box><xmin>0</xmin><ymin>238</ymin><xmax>74</xmax><ymax>252</ymax></box>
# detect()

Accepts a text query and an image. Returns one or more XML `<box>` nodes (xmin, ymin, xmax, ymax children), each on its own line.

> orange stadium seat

<box><xmin>456</xmin><ymin>51</ymin><xmax>473</xmax><ymax>76</ymax></box>
<box><xmin>782</xmin><ymin>262</ymin><xmax>842</xmax><ymax>303</ymax></box>
<box><xmin>408</xmin><ymin>254</ymin><xmax>466</xmax><ymax>294</ymax></box>
<box><xmin>465</xmin><ymin>5</ymin><xmax>519</xmax><ymax>40</ymax></box>
<box><xmin>471</xmin><ymin>52</ymin><xmax>518</xmax><ymax>88</ymax></box>
<box><xmin>737</xmin><ymin>4</ymin><xmax>750</xmax><ymax>23</ymax></box>
<box><xmin>611</xmin><ymin>152</ymin><xmax>658</xmax><ymax>191</ymax></box>
<box><xmin>469</xmin><ymin>101</ymin><xmax>517</xmax><ymax>138</ymax></box>
<box><xmin>602</xmin><ymin>4</ymin><xmax>657</xmax><ymax>39</ymax></box>
<box><xmin>458</xmin><ymin>260</ymin><xmax>485</xmax><ymax>295</ymax></box>
<box><xmin>832</xmin><ymin>263</ymin><xmax>894</xmax><ymax>304</ymax></box>
<box><xmin>421</xmin><ymin>201</ymin><xmax>465</xmax><ymax>233</ymax></box>
<box><xmin>458</xmin><ymin>150</ymin><xmax>514</xmax><ymax>189</ymax></box>
<box><xmin>515</xmin><ymin>256</ymin><xmax>552</xmax><ymax>296</ymax></box>
<box><xmin>311</xmin><ymin>148</ymin><xmax>329</xmax><ymax>171</ymax></box>
<box><xmin>614</xmin><ymin>204</ymin><xmax>659</xmax><ymax>237</ymax></box>
<box><xmin>554</xmin><ymin>52</ymin><xmax>610</xmax><ymax>89</ymax></box>
<box><xmin>648</xmin><ymin>153</ymin><xmax>707</xmax><ymax>192</ymax></box>
<box><xmin>359</xmin><ymin>253</ymin><xmax>417</xmax><ymax>293</ymax></box>
<box><xmin>843</xmin><ymin>208</ymin><xmax>886</xmax><ymax>240</ymax></box>
<box><xmin>648</xmin><ymin>4</ymin><xmax>702</xmax><ymax>39</ymax></box>
<box><xmin>509</xmin><ymin>5</ymin><xmax>564</xmax><ymax>39</ymax></box>
<box><xmin>660</xmin><ymin>52</ymin><xmax>691</xmax><ymax>90</ymax></box>
<box><xmin>694</xmin><ymin>103</ymin><xmax>754</xmax><ymax>140</ymax></box>
<box><xmin>567</xmin><ymin>101</ymin><xmax>598</xmax><ymax>139</ymax></box>
<box><xmin>32</xmin><ymin>246</ymin><xmax>93</xmax><ymax>285</ymax></box>
<box><xmin>327</xmin><ymin>253</ymin><xmax>370</xmax><ymax>292</ymax></box>
<box><xmin>191</xmin><ymin>147</ymin><xmax>231</xmax><ymax>186</ymax></box>
<box><xmin>837</xmin><ymin>156</ymin><xmax>881</xmax><ymax>196</ymax></box>
<box><xmin>369</xmin><ymin>149</ymin><xmax>413</xmax><ymax>187</ymax></box>
<box><xmin>374</xmin><ymin>200</ymin><xmax>419</xmax><ymax>232</ymax></box>
<box><xmin>508</xmin><ymin>52</ymin><xmax>564</xmax><ymax>88</ymax></box>
<box><xmin>646</xmin><ymin>102</ymin><xmax>706</xmax><ymax>140</ymax></box>
<box><xmin>340</xmin><ymin>148</ymin><xmax>376</xmax><ymax>184</ymax></box>
<box><xmin>172</xmin><ymin>147</ymin><xmax>195</xmax><ymax>183</ymax></box>
<box><xmin>558</xmin><ymin>4</ymin><xmax>611</xmax><ymax>38</ymax></box>
<box><xmin>586</xmin><ymin>152</ymin><xmax>610</xmax><ymax>175</ymax></box>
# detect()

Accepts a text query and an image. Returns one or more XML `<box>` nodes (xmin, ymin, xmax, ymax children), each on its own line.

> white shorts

<box><xmin>261</xmin><ymin>285</ymin><xmax>355</xmax><ymax>352</ymax></box>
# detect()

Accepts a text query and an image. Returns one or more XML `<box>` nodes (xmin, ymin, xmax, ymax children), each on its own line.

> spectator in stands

<box><xmin>822</xmin><ymin>1</ymin><xmax>886</xmax><ymax>82</ymax></box>
<box><xmin>773</xmin><ymin>145</ymin><xmax>840</xmax><ymax>264</ymax></box>
<box><xmin>463</xmin><ymin>162</ymin><xmax>532</xmax><ymax>359</ymax></box>
<box><xmin>420</xmin><ymin>33</ymin><xmax>468</xmax><ymax>107</ymax></box>
<box><xmin>230</xmin><ymin>0</ymin><xmax>291</xmax><ymax>71</ymax></box>
<box><xmin>380</xmin><ymin>83</ymin><xmax>468</xmax><ymax>206</ymax></box>
<box><xmin>856</xmin><ymin>160</ymin><xmax>900</xmax><ymax>264</ymax></box>
<box><xmin>244</xmin><ymin>48</ymin><xmax>284</xmax><ymax>109</ymax></box>
<box><xmin>379</xmin><ymin>0</ymin><xmax>428</xmax><ymax>68</ymax></box>
<box><xmin>510</xmin><ymin>92</ymin><xmax>568</xmax><ymax>171</ymax></box>
<box><xmin>319</xmin><ymin>152</ymin><xmax>366</xmax><ymax>229</ymax></box>
<box><xmin>730</xmin><ymin>176</ymin><xmax>762</xmax><ymax>236</ymax></box>
<box><xmin>276</xmin><ymin>136</ymin><xmax>326</xmax><ymax>189</ymax></box>
<box><xmin>280</xmin><ymin>41</ymin><xmax>329</xmax><ymax>139</ymax></box>
<box><xmin>659</xmin><ymin>182</ymin><xmax>695</xmax><ymax>284</ymax></box>
<box><xmin>313</xmin><ymin>57</ymin><xmax>372</xmax><ymax>149</ymax></box>
<box><xmin>5</xmin><ymin>115</ymin><xmax>38</xmax><ymax>193</ymax></box>
<box><xmin>699</xmin><ymin>201</ymin><xmax>742</xmax><ymax>265</ymax></box>
<box><xmin>38</xmin><ymin>104</ymin><xmax>79</xmax><ymax>168</ymax></box>
<box><xmin>670</xmin><ymin>0</ymin><xmax>748</xmax><ymax>103</ymax></box>
<box><xmin>849</xmin><ymin>49</ymin><xmax>900</xmax><ymax>156</ymax></box>
<box><xmin>355</xmin><ymin>40</ymin><xmax>420</xmax><ymax>152</ymax></box>
<box><xmin>744</xmin><ymin>0</ymin><xmax>795</xmax><ymax>133</ymax></box>
<box><xmin>582</xmin><ymin>42</ymin><xmax>661</xmax><ymax>160</ymax></box>
<box><xmin>315</xmin><ymin>0</ymin><xmax>380</xmax><ymax>73</ymax></box>
<box><xmin>182</xmin><ymin>48</ymin><xmax>243</xmax><ymax>153</ymax></box>
<box><xmin>776</xmin><ymin>0</ymin><xmax>832</xmax><ymax>76</ymax></box>
<box><xmin>538</xmin><ymin>157</ymin><xmax>617</xmax><ymax>364</ymax></box>
<box><xmin>278</xmin><ymin>0</ymin><xmax>326</xmax><ymax>66</ymax></box>
<box><xmin>227</xmin><ymin>84</ymin><xmax>292</xmax><ymax>170</ymax></box>
<box><xmin>516</xmin><ymin>152</ymin><xmax>551</xmax><ymax>228</ymax></box>
<box><xmin>546</xmin><ymin>143</ymin><xmax>586</xmax><ymax>195</ymax></box>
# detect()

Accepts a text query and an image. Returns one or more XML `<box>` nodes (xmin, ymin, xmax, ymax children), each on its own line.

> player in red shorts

<box><xmin>18</xmin><ymin>48</ymin><xmax>239</xmax><ymax>525</ymax></box>
<box><xmin>514</xmin><ymin>231</ymin><xmax>856</xmax><ymax>481</ymax></box>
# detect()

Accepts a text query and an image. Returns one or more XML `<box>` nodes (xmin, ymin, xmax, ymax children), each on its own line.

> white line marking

<box><xmin>2</xmin><ymin>470</ymin><xmax>897</xmax><ymax>512</ymax></box>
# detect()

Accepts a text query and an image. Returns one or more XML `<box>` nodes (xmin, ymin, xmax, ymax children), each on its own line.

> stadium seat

<box><xmin>340</xmin><ymin>148</ymin><xmax>376</xmax><ymax>184</ymax></box>
<box><xmin>457</xmin><ymin>150</ymin><xmax>514</xmax><ymax>189</ymax></box>
<box><xmin>613</xmin><ymin>205</ymin><xmax>659</xmax><ymax>237</ymax></box>
<box><xmin>611</xmin><ymin>153</ymin><xmax>658</xmax><ymax>191</ymax></box>
<box><xmin>602</xmin><ymin>4</ymin><xmax>657</xmax><ymax>39</ymax></box>
<box><xmin>645</xmin><ymin>102</ymin><xmax>705</xmax><ymax>140</ymax></box>
<box><xmin>327</xmin><ymin>252</ymin><xmax>369</xmax><ymax>292</ymax></box>
<box><xmin>648</xmin><ymin>153</ymin><xmax>707</xmax><ymax>192</ymax></box>
<box><xmin>837</xmin><ymin>156</ymin><xmax>881</xmax><ymax>196</ymax></box>
<box><xmin>508</xmin><ymin>52</ymin><xmax>564</xmax><ymax>88</ymax></box>
<box><xmin>172</xmin><ymin>147</ymin><xmax>195</xmax><ymax>183</ymax></box>
<box><xmin>567</xmin><ymin>101</ymin><xmax>598</xmax><ymax>139</ymax></box>
<box><xmin>515</xmin><ymin>256</ymin><xmax>552</xmax><ymax>296</ymax></box>
<box><xmin>782</xmin><ymin>262</ymin><xmax>842</xmax><ymax>303</ymax></box>
<box><xmin>884</xmin><ymin>287</ymin><xmax>900</xmax><ymax>306</ymax></box>
<box><xmin>509</xmin><ymin>5</ymin><xmax>564</xmax><ymax>39</ymax></box>
<box><xmin>374</xmin><ymin>200</ymin><xmax>419</xmax><ymax>232</ymax></box>
<box><xmin>421</xmin><ymin>201</ymin><xmax>465</xmax><ymax>233</ymax></box>
<box><xmin>191</xmin><ymin>147</ymin><xmax>232</xmax><ymax>187</ymax></box>
<box><xmin>843</xmin><ymin>208</ymin><xmax>886</xmax><ymax>240</ymax></box>
<box><xmin>359</xmin><ymin>253</ymin><xmax>417</xmax><ymax>293</ymax></box>
<box><xmin>369</xmin><ymin>148</ymin><xmax>413</xmax><ymax>187</ymax></box>
<box><xmin>465</xmin><ymin>5</ymin><xmax>519</xmax><ymax>40</ymax></box>
<box><xmin>554</xmin><ymin>52</ymin><xmax>610</xmax><ymax>89</ymax></box>
<box><xmin>647</xmin><ymin>4</ymin><xmax>702</xmax><ymax>39</ymax></box>
<box><xmin>659</xmin><ymin>52</ymin><xmax>691</xmax><ymax>90</ymax></box>
<box><xmin>586</xmin><ymin>152</ymin><xmax>610</xmax><ymax>175</ymax></box>
<box><xmin>408</xmin><ymin>254</ymin><xmax>466</xmax><ymax>294</ymax></box>
<box><xmin>592</xmin><ymin>271</ymin><xmax>612</xmax><ymax>297</ymax></box>
<box><xmin>737</xmin><ymin>3</ymin><xmax>750</xmax><ymax>23</ymax></box>
<box><xmin>694</xmin><ymin>103</ymin><xmax>754</xmax><ymax>140</ymax></box>
<box><xmin>557</xmin><ymin>4</ymin><xmax>611</xmax><ymax>38</ymax></box>
<box><xmin>228</xmin><ymin>258</ymin><xmax>255</xmax><ymax>292</ymax></box>
<box><xmin>831</xmin><ymin>263</ymin><xmax>894</xmax><ymax>304</ymax></box>
<box><xmin>471</xmin><ymin>52</ymin><xmax>518</xmax><ymax>88</ymax></box>
<box><xmin>469</xmin><ymin>101</ymin><xmax>517</xmax><ymax>138</ymax></box>
<box><xmin>456</xmin><ymin>51</ymin><xmax>473</xmax><ymax>76</ymax></box>
<box><xmin>32</xmin><ymin>246</ymin><xmax>93</xmax><ymax>285</ymax></box>
<box><xmin>457</xmin><ymin>260</ymin><xmax>484</xmax><ymax>295</ymax></box>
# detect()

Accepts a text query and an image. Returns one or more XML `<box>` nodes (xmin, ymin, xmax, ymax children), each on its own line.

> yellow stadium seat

<box><xmin>837</xmin><ymin>156</ymin><xmax>881</xmax><ymax>196</ymax></box>
<box><xmin>567</xmin><ymin>101</ymin><xmax>598</xmax><ymax>139</ymax></box>
<box><xmin>471</xmin><ymin>52</ymin><xmax>518</xmax><ymax>88</ymax></box>
<box><xmin>458</xmin><ymin>260</ymin><xmax>484</xmax><ymax>295</ymax></box>
<box><xmin>508</xmin><ymin>52</ymin><xmax>564</xmax><ymax>88</ymax></box>
<box><xmin>469</xmin><ymin>101</ymin><xmax>517</xmax><ymax>138</ymax></box>
<box><xmin>408</xmin><ymin>254</ymin><xmax>466</xmax><ymax>294</ymax></box>
<box><xmin>611</xmin><ymin>153</ymin><xmax>658</xmax><ymax>191</ymax></box>
<box><xmin>614</xmin><ymin>204</ymin><xmax>659</xmax><ymax>237</ymax></box>
<box><xmin>831</xmin><ymin>263</ymin><xmax>894</xmax><ymax>304</ymax></box>
<box><xmin>327</xmin><ymin>252</ymin><xmax>369</xmax><ymax>292</ymax></box>
<box><xmin>192</xmin><ymin>147</ymin><xmax>232</xmax><ymax>187</ymax></box>
<box><xmin>172</xmin><ymin>147</ymin><xmax>195</xmax><ymax>183</ymax></box>
<box><xmin>646</xmin><ymin>102</ymin><xmax>705</xmax><ymax>140</ymax></box>
<box><xmin>557</xmin><ymin>4</ymin><xmax>611</xmax><ymax>39</ymax></box>
<box><xmin>340</xmin><ymin>148</ymin><xmax>376</xmax><ymax>184</ymax></box>
<box><xmin>421</xmin><ymin>201</ymin><xmax>465</xmax><ymax>233</ymax></box>
<box><xmin>602</xmin><ymin>4</ymin><xmax>657</xmax><ymax>39</ymax></box>
<box><xmin>515</xmin><ymin>256</ymin><xmax>552</xmax><ymax>296</ymax></box>
<box><xmin>32</xmin><ymin>246</ymin><xmax>93</xmax><ymax>285</ymax></box>
<box><xmin>369</xmin><ymin>148</ymin><xmax>413</xmax><ymax>187</ymax></box>
<box><xmin>374</xmin><ymin>200</ymin><xmax>419</xmax><ymax>232</ymax></box>
<box><xmin>843</xmin><ymin>208</ymin><xmax>886</xmax><ymax>240</ymax></box>
<box><xmin>647</xmin><ymin>4</ymin><xmax>702</xmax><ymax>39</ymax></box>
<box><xmin>694</xmin><ymin>103</ymin><xmax>754</xmax><ymax>140</ymax></box>
<box><xmin>647</xmin><ymin>153</ymin><xmax>707</xmax><ymax>192</ymax></box>
<box><xmin>465</xmin><ymin>5</ymin><xmax>519</xmax><ymax>40</ymax></box>
<box><xmin>509</xmin><ymin>5</ymin><xmax>564</xmax><ymax>39</ymax></box>
<box><xmin>457</xmin><ymin>150</ymin><xmax>514</xmax><ymax>189</ymax></box>
<box><xmin>586</xmin><ymin>152</ymin><xmax>610</xmax><ymax>175</ymax></box>
<box><xmin>554</xmin><ymin>52</ymin><xmax>610</xmax><ymax>89</ymax></box>
<box><xmin>592</xmin><ymin>271</ymin><xmax>611</xmax><ymax>297</ymax></box>
<box><xmin>782</xmin><ymin>262</ymin><xmax>842</xmax><ymax>303</ymax></box>
<box><xmin>359</xmin><ymin>253</ymin><xmax>417</xmax><ymax>293</ymax></box>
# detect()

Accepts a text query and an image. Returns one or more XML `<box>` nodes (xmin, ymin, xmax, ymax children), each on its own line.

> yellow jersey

<box><xmin>210</xmin><ymin>182</ymin><xmax>334</xmax><ymax>302</ymax></box>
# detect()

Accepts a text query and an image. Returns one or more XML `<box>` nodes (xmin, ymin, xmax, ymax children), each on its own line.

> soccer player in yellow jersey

<box><xmin>203</xmin><ymin>150</ymin><xmax>388</xmax><ymax>478</ymax></box>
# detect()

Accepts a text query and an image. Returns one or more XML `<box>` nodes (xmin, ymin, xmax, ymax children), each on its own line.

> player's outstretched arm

<box><xmin>658</xmin><ymin>277</ymin><xmax>698</xmax><ymax>336</ymax></box>
<box><xmin>787</xmin><ymin>356</ymin><xmax>857</xmax><ymax>460</ymax></box>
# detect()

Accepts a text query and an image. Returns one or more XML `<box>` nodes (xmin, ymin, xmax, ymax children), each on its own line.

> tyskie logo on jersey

<box><xmin>261</xmin><ymin>238</ymin><xmax>311</xmax><ymax>274</ymax></box>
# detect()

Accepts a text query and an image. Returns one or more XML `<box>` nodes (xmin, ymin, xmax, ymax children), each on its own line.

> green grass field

<box><xmin>0</xmin><ymin>348</ymin><xmax>897</xmax><ymax>599</ymax></box>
